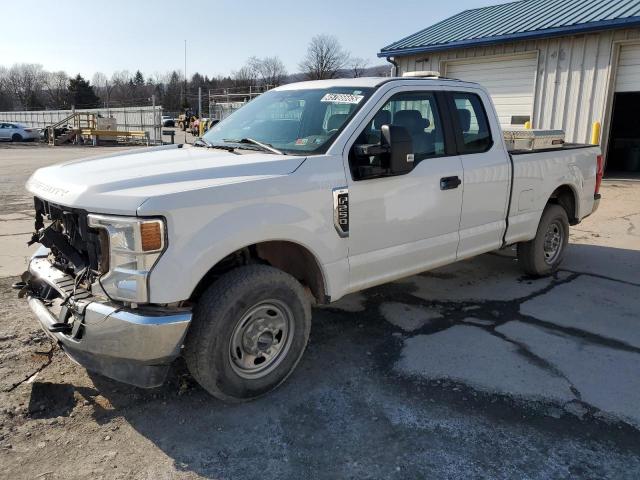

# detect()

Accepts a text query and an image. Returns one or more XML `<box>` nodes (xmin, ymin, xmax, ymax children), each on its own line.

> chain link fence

<box><xmin>207</xmin><ymin>86</ymin><xmax>272</xmax><ymax>122</ymax></box>
<box><xmin>209</xmin><ymin>101</ymin><xmax>248</xmax><ymax>122</ymax></box>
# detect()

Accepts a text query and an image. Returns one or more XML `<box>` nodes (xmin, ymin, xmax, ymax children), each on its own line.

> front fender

<box><xmin>143</xmin><ymin>157</ymin><xmax>348</xmax><ymax>304</ymax></box>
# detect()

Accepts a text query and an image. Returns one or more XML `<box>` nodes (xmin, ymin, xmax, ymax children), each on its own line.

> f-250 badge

<box><xmin>332</xmin><ymin>187</ymin><xmax>349</xmax><ymax>238</ymax></box>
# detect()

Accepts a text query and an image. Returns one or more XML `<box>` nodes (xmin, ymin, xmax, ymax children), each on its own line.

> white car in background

<box><xmin>161</xmin><ymin>115</ymin><xmax>175</xmax><ymax>127</ymax></box>
<box><xmin>0</xmin><ymin>122</ymin><xmax>39</xmax><ymax>142</ymax></box>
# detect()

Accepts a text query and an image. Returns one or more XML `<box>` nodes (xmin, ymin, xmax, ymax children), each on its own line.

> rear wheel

<box><xmin>517</xmin><ymin>204</ymin><xmax>569</xmax><ymax>276</ymax></box>
<box><xmin>184</xmin><ymin>265</ymin><xmax>311</xmax><ymax>402</ymax></box>
<box><xmin>11</xmin><ymin>133</ymin><xmax>23</xmax><ymax>142</ymax></box>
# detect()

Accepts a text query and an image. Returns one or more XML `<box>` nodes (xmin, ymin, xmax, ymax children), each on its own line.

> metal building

<box><xmin>379</xmin><ymin>0</ymin><xmax>640</xmax><ymax>173</ymax></box>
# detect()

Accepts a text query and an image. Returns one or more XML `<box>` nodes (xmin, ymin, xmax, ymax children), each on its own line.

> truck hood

<box><xmin>26</xmin><ymin>144</ymin><xmax>306</xmax><ymax>214</ymax></box>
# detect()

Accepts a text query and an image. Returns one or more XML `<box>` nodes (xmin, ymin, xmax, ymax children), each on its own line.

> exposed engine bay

<box><xmin>28</xmin><ymin>197</ymin><xmax>107</xmax><ymax>294</ymax></box>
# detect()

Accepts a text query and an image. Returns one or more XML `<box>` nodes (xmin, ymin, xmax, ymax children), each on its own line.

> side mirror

<box><xmin>381</xmin><ymin>125</ymin><xmax>414</xmax><ymax>174</ymax></box>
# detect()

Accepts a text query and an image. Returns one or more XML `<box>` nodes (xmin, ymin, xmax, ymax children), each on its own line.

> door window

<box><xmin>350</xmin><ymin>91</ymin><xmax>446</xmax><ymax>180</ymax></box>
<box><xmin>451</xmin><ymin>92</ymin><xmax>493</xmax><ymax>154</ymax></box>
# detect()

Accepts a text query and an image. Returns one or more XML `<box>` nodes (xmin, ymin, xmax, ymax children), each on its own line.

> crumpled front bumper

<box><xmin>25</xmin><ymin>250</ymin><xmax>192</xmax><ymax>388</ymax></box>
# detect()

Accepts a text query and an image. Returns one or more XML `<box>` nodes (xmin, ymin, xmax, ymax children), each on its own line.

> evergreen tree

<box><xmin>164</xmin><ymin>70</ymin><xmax>184</xmax><ymax>112</ymax></box>
<box><xmin>68</xmin><ymin>74</ymin><xmax>100</xmax><ymax>108</ymax></box>
<box><xmin>133</xmin><ymin>70</ymin><xmax>145</xmax><ymax>87</ymax></box>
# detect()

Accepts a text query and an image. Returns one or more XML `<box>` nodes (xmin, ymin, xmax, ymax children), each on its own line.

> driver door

<box><xmin>343</xmin><ymin>89</ymin><xmax>464</xmax><ymax>292</ymax></box>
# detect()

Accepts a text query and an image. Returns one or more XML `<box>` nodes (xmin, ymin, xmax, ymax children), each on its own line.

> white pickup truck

<box><xmin>21</xmin><ymin>75</ymin><xmax>602</xmax><ymax>401</ymax></box>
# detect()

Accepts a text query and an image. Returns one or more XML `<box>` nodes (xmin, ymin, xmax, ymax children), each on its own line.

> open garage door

<box><xmin>615</xmin><ymin>43</ymin><xmax>640</xmax><ymax>92</ymax></box>
<box><xmin>445</xmin><ymin>54</ymin><xmax>537</xmax><ymax>127</ymax></box>
<box><xmin>607</xmin><ymin>44</ymin><xmax>640</xmax><ymax>174</ymax></box>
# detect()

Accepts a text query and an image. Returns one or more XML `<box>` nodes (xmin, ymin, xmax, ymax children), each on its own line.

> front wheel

<box><xmin>517</xmin><ymin>204</ymin><xmax>569</xmax><ymax>276</ymax></box>
<box><xmin>11</xmin><ymin>133</ymin><xmax>23</xmax><ymax>142</ymax></box>
<box><xmin>184</xmin><ymin>265</ymin><xmax>311</xmax><ymax>402</ymax></box>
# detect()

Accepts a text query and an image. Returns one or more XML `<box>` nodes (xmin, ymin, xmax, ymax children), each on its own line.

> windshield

<box><xmin>202</xmin><ymin>87</ymin><xmax>373</xmax><ymax>155</ymax></box>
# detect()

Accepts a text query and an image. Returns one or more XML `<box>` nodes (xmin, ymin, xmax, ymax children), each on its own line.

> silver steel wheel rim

<box><xmin>228</xmin><ymin>300</ymin><xmax>294</xmax><ymax>379</ymax></box>
<box><xmin>543</xmin><ymin>220</ymin><xmax>564</xmax><ymax>264</ymax></box>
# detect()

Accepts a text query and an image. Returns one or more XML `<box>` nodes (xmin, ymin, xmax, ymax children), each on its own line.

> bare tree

<box><xmin>0</xmin><ymin>66</ymin><xmax>13</xmax><ymax>110</ymax></box>
<box><xmin>248</xmin><ymin>56</ymin><xmax>287</xmax><ymax>87</ymax></box>
<box><xmin>350</xmin><ymin>57</ymin><xmax>370</xmax><ymax>78</ymax></box>
<box><xmin>299</xmin><ymin>34</ymin><xmax>350</xmax><ymax>80</ymax></box>
<box><xmin>109</xmin><ymin>70</ymin><xmax>132</xmax><ymax>105</ymax></box>
<box><xmin>43</xmin><ymin>71</ymin><xmax>70</xmax><ymax>108</ymax></box>
<box><xmin>91</xmin><ymin>72</ymin><xmax>113</xmax><ymax>108</ymax></box>
<box><xmin>232</xmin><ymin>64</ymin><xmax>257</xmax><ymax>88</ymax></box>
<box><xmin>6</xmin><ymin>63</ymin><xmax>46</xmax><ymax>109</ymax></box>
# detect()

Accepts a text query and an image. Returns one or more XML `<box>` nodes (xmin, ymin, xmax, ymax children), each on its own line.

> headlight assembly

<box><xmin>88</xmin><ymin>214</ymin><xmax>166</xmax><ymax>303</ymax></box>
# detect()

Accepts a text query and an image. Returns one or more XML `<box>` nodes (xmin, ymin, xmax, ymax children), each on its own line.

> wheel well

<box><xmin>191</xmin><ymin>241</ymin><xmax>327</xmax><ymax>304</ymax></box>
<box><xmin>549</xmin><ymin>185</ymin><xmax>578</xmax><ymax>225</ymax></box>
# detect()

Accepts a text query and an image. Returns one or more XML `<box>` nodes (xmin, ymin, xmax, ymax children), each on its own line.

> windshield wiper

<box><xmin>194</xmin><ymin>137</ymin><xmax>237</xmax><ymax>152</ymax></box>
<box><xmin>193</xmin><ymin>138</ymin><xmax>212</xmax><ymax>147</ymax></box>
<box><xmin>223</xmin><ymin>138</ymin><xmax>285</xmax><ymax>155</ymax></box>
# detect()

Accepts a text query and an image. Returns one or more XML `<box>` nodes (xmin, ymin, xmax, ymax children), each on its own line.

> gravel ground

<box><xmin>0</xmin><ymin>143</ymin><xmax>639</xmax><ymax>479</ymax></box>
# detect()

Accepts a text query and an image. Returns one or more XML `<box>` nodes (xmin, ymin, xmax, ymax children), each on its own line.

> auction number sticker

<box><xmin>321</xmin><ymin>93</ymin><xmax>364</xmax><ymax>104</ymax></box>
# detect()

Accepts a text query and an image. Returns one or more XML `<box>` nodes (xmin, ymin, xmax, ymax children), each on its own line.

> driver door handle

<box><xmin>440</xmin><ymin>176</ymin><xmax>462</xmax><ymax>190</ymax></box>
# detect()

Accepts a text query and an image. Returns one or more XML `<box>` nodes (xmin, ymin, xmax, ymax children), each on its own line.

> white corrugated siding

<box><xmin>615</xmin><ymin>43</ymin><xmax>640</xmax><ymax>92</ymax></box>
<box><xmin>444</xmin><ymin>54</ymin><xmax>537</xmax><ymax>126</ymax></box>
<box><xmin>396</xmin><ymin>28</ymin><xmax>640</xmax><ymax>146</ymax></box>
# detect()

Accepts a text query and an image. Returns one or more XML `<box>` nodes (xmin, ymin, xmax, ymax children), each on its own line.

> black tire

<box><xmin>517</xmin><ymin>204</ymin><xmax>569</xmax><ymax>276</ymax></box>
<box><xmin>184</xmin><ymin>265</ymin><xmax>311</xmax><ymax>402</ymax></box>
<box><xmin>11</xmin><ymin>133</ymin><xmax>23</xmax><ymax>142</ymax></box>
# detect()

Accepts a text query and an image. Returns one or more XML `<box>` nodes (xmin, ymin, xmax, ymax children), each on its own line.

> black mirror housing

<box><xmin>381</xmin><ymin>125</ymin><xmax>414</xmax><ymax>175</ymax></box>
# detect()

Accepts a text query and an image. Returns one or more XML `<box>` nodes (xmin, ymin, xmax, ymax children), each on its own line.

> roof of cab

<box><xmin>275</xmin><ymin>77</ymin><xmax>391</xmax><ymax>90</ymax></box>
<box><xmin>274</xmin><ymin>76</ymin><xmax>477</xmax><ymax>91</ymax></box>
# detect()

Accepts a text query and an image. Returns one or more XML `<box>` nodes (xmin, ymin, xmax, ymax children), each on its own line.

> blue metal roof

<box><xmin>379</xmin><ymin>0</ymin><xmax>640</xmax><ymax>57</ymax></box>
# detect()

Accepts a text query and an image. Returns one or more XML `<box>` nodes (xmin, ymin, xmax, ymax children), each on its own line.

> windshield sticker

<box><xmin>295</xmin><ymin>138</ymin><xmax>308</xmax><ymax>145</ymax></box>
<box><xmin>321</xmin><ymin>93</ymin><xmax>364</xmax><ymax>104</ymax></box>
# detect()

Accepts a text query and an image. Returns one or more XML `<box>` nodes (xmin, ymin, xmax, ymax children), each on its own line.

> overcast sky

<box><xmin>1</xmin><ymin>0</ymin><xmax>512</xmax><ymax>79</ymax></box>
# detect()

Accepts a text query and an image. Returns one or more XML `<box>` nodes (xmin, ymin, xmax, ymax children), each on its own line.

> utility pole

<box><xmin>184</xmin><ymin>39</ymin><xmax>187</xmax><ymax>144</ymax></box>
<box><xmin>105</xmin><ymin>80</ymin><xmax>110</xmax><ymax>111</ymax></box>
<box><xmin>151</xmin><ymin>94</ymin><xmax>157</xmax><ymax>145</ymax></box>
<box><xmin>183</xmin><ymin>39</ymin><xmax>187</xmax><ymax>108</ymax></box>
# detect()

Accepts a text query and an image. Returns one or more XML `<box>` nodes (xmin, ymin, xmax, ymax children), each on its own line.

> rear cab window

<box><xmin>449</xmin><ymin>92</ymin><xmax>493</xmax><ymax>154</ymax></box>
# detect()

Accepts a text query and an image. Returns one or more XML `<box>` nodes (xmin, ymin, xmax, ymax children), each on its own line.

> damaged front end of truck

<box><xmin>18</xmin><ymin>197</ymin><xmax>192</xmax><ymax>388</ymax></box>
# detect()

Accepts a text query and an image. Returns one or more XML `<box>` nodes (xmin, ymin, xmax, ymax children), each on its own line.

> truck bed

<box><xmin>504</xmin><ymin>143</ymin><xmax>600</xmax><ymax>247</ymax></box>
<box><xmin>508</xmin><ymin>143</ymin><xmax>594</xmax><ymax>155</ymax></box>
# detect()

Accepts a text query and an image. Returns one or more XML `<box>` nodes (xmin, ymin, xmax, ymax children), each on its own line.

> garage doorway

<box><xmin>606</xmin><ymin>44</ymin><xmax>640</xmax><ymax>177</ymax></box>
<box><xmin>606</xmin><ymin>92</ymin><xmax>640</xmax><ymax>175</ymax></box>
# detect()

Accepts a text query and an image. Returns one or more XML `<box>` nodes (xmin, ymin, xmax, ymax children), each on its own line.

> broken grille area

<box><xmin>31</xmin><ymin>197</ymin><xmax>107</xmax><ymax>288</ymax></box>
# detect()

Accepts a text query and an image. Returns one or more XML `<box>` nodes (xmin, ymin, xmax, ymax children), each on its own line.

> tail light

<box><xmin>595</xmin><ymin>154</ymin><xmax>604</xmax><ymax>194</ymax></box>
